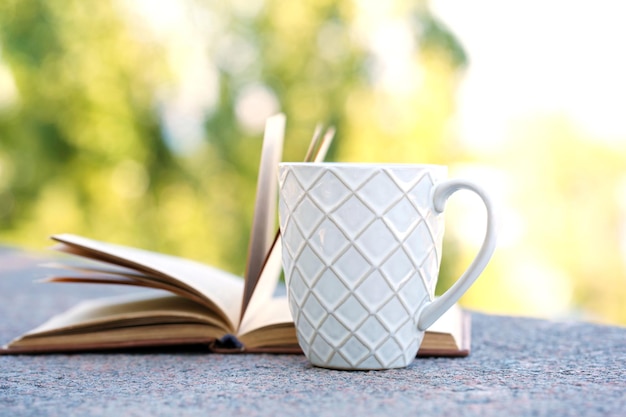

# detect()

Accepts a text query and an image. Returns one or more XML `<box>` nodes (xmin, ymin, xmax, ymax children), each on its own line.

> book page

<box><xmin>8</xmin><ymin>324</ymin><xmax>225</xmax><ymax>353</ymax></box>
<box><xmin>51</xmin><ymin>234</ymin><xmax>244</xmax><ymax>331</ymax></box>
<box><xmin>44</xmin><ymin>266</ymin><xmax>215</xmax><ymax>310</ymax></box>
<box><xmin>238</xmin><ymin>295</ymin><xmax>293</xmax><ymax>337</ymax></box>
<box><xmin>241</xmin><ymin>114</ymin><xmax>285</xmax><ymax>316</ymax></box>
<box><xmin>417</xmin><ymin>304</ymin><xmax>468</xmax><ymax>356</ymax></box>
<box><xmin>18</xmin><ymin>292</ymin><xmax>230</xmax><ymax>337</ymax></box>
<box><xmin>238</xmin><ymin>235</ymin><xmax>284</xmax><ymax>333</ymax></box>
<box><xmin>3</xmin><ymin>292</ymin><xmax>231</xmax><ymax>352</ymax></box>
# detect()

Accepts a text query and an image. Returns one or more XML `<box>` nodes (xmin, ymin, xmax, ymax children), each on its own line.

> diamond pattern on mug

<box><xmin>375</xmin><ymin>337</ymin><xmax>403</xmax><ymax>367</ymax></box>
<box><xmin>386</xmin><ymin>168</ymin><xmax>427</xmax><ymax>192</ymax></box>
<box><xmin>355</xmin><ymin>316</ymin><xmax>388</xmax><ymax>349</ymax></box>
<box><xmin>309</xmin><ymin>333</ymin><xmax>335</xmax><ymax>363</ymax></box>
<box><xmin>333</xmin><ymin>295</ymin><xmax>369</xmax><ymax>329</ymax></box>
<box><xmin>377</xmin><ymin>295</ymin><xmax>413</xmax><ymax>333</ymax></box>
<box><xmin>327</xmin><ymin>352</ymin><xmax>352</xmax><ymax>370</ymax></box>
<box><xmin>312</xmin><ymin>269</ymin><xmax>350</xmax><ymax>310</ymax></box>
<box><xmin>330</xmin><ymin>195</ymin><xmax>376</xmax><ymax>240</ymax></box>
<box><xmin>290</xmin><ymin>165</ymin><xmax>327</xmax><ymax>188</ymax></box>
<box><xmin>330</xmin><ymin>165</ymin><xmax>376</xmax><ymax>190</ymax></box>
<box><xmin>308</xmin><ymin>171</ymin><xmax>352</xmax><ymax>211</ymax></box>
<box><xmin>420</xmin><ymin>248</ymin><xmax>440</xmax><ymax>297</ymax></box>
<box><xmin>424</xmin><ymin>210</ymin><xmax>440</xmax><ymax>230</ymax></box>
<box><xmin>383</xmin><ymin>197</ymin><xmax>422</xmax><ymax>240</ymax></box>
<box><xmin>295</xmin><ymin>313</ymin><xmax>316</xmax><ymax>345</ymax></box>
<box><xmin>282</xmin><ymin>217</ymin><xmax>306</xmax><ymax>260</ymax></box>
<box><xmin>293</xmin><ymin>197</ymin><xmax>325</xmax><ymax>238</ymax></box>
<box><xmin>357</xmin><ymin>171</ymin><xmax>404</xmax><ymax>215</ymax></box>
<box><xmin>405</xmin><ymin>338</ymin><xmax>420</xmax><ymax>363</ymax></box>
<box><xmin>407</xmin><ymin>173</ymin><xmax>436</xmax><ymax>213</ymax></box>
<box><xmin>295</xmin><ymin>245</ymin><xmax>326</xmax><ymax>285</ymax></box>
<box><xmin>354</xmin><ymin>270</ymin><xmax>395</xmax><ymax>311</ymax></box>
<box><xmin>331</xmin><ymin>246</ymin><xmax>372</xmax><ymax>289</ymax></box>
<box><xmin>317</xmin><ymin>315</ymin><xmax>351</xmax><ymax>347</ymax></box>
<box><xmin>286</xmin><ymin>269</ymin><xmax>308</xmax><ymax>305</ymax></box>
<box><xmin>308</xmin><ymin>218</ymin><xmax>351</xmax><ymax>260</ymax></box>
<box><xmin>404</xmin><ymin>221</ymin><xmax>436</xmax><ymax>268</ymax></box>
<box><xmin>356</xmin><ymin>221</ymin><xmax>398</xmax><ymax>266</ymax></box>
<box><xmin>379</xmin><ymin>248</ymin><xmax>415</xmax><ymax>291</ymax></box>
<box><xmin>301</xmin><ymin>294</ymin><xmax>328</xmax><ymax>328</ymax></box>
<box><xmin>358</xmin><ymin>355</ymin><xmax>384</xmax><ymax>370</ymax></box>
<box><xmin>279</xmin><ymin>170</ymin><xmax>305</xmax><ymax>211</ymax></box>
<box><xmin>341</xmin><ymin>336</ymin><xmax>369</xmax><ymax>366</ymax></box>
<box><xmin>397</xmin><ymin>278</ymin><xmax>428</xmax><ymax>314</ymax></box>
<box><xmin>394</xmin><ymin>320</ymin><xmax>418</xmax><ymax>351</ymax></box>
<box><xmin>278</xmin><ymin>198</ymin><xmax>289</xmax><ymax>226</ymax></box>
<box><xmin>281</xmin><ymin>256</ymin><xmax>293</xmax><ymax>280</ymax></box>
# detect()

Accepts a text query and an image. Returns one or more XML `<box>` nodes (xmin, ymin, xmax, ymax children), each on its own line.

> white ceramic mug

<box><xmin>278</xmin><ymin>163</ymin><xmax>498</xmax><ymax>370</ymax></box>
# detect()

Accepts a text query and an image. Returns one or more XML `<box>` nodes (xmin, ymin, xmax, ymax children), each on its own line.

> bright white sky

<box><xmin>431</xmin><ymin>0</ymin><xmax>626</xmax><ymax>150</ymax></box>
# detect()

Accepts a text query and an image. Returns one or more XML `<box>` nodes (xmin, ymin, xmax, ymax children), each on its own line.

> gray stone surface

<box><xmin>1</xmin><ymin>247</ymin><xmax>625</xmax><ymax>416</ymax></box>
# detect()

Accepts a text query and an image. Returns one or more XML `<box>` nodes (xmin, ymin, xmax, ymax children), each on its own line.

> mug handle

<box><xmin>417</xmin><ymin>179</ymin><xmax>498</xmax><ymax>331</ymax></box>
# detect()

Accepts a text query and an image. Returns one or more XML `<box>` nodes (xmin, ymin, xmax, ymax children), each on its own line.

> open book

<box><xmin>1</xmin><ymin>115</ymin><xmax>470</xmax><ymax>357</ymax></box>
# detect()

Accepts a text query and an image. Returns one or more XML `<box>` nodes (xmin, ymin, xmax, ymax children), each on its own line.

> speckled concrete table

<box><xmin>0</xmin><ymin>247</ymin><xmax>624</xmax><ymax>417</ymax></box>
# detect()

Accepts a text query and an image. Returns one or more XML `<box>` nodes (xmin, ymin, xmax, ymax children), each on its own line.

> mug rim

<box><xmin>279</xmin><ymin>162</ymin><xmax>447</xmax><ymax>169</ymax></box>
